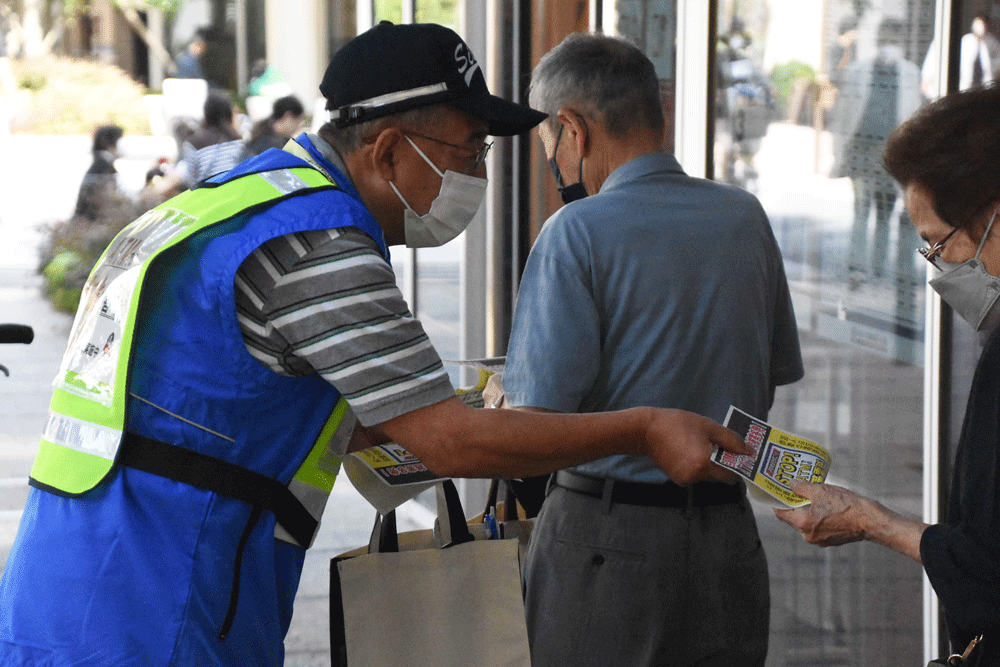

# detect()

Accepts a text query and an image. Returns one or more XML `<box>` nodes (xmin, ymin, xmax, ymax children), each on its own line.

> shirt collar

<box><xmin>599</xmin><ymin>151</ymin><xmax>686</xmax><ymax>194</ymax></box>
<box><xmin>285</xmin><ymin>132</ymin><xmax>363</xmax><ymax>201</ymax></box>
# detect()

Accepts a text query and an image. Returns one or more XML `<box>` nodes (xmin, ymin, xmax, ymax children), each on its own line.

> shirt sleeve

<box><xmin>920</xmin><ymin>522</ymin><xmax>1000</xmax><ymax>634</ymax></box>
<box><xmin>503</xmin><ymin>213</ymin><xmax>601</xmax><ymax>412</ymax></box>
<box><xmin>236</xmin><ymin>226</ymin><xmax>455</xmax><ymax>426</ymax></box>
<box><xmin>763</xmin><ymin>216</ymin><xmax>805</xmax><ymax>388</ymax></box>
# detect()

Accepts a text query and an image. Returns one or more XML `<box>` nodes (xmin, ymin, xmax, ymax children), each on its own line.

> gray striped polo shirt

<box><xmin>234</xmin><ymin>140</ymin><xmax>455</xmax><ymax>426</ymax></box>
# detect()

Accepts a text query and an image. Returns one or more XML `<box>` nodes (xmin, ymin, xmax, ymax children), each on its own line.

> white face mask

<box><xmin>929</xmin><ymin>210</ymin><xmax>1000</xmax><ymax>339</ymax></box>
<box><xmin>389</xmin><ymin>136</ymin><xmax>488</xmax><ymax>248</ymax></box>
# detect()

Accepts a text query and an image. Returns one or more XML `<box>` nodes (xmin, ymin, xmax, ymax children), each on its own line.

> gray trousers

<box><xmin>522</xmin><ymin>485</ymin><xmax>769</xmax><ymax>667</ymax></box>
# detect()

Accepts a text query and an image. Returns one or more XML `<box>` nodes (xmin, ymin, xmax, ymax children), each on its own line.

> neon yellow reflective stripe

<box><xmin>62</xmin><ymin>166</ymin><xmax>336</xmax><ymax>432</ymax></box>
<box><xmin>293</xmin><ymin>397</ymin><xmax>350</xmax><ymax>492</ymax></box>
<box><xmin>33</xmin><ymin>165</ymin><xmax>339</xmax><ymax>496</ymax></box>
<box><xmin>163</xmin><ymin>168</ymin><xmax>333</xmax><ymax>228</ymax></box>
<box><xmin>276</xmin><ymin>398</ymin><xmax>352</xmax><ymax>546</ymax></box>
<box><xmin>31</xmin><ymin>439</ymin><xmax>115</xmax><ymax>495</ymax></box>
<box><xmin>39</xmin><ymin>411</ymin><xmax>121</xmax><ymax>459</ymax></box>
<box><xmin>54</xmin><ymin>168</ymin><xmax>333</xmax><ymax>432</ymax></box>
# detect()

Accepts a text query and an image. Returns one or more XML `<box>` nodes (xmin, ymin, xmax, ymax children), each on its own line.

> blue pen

<box><xmin>483</xmin><ymin>512</ymin><xmax>499</xmax><ymax>539</ymax></box>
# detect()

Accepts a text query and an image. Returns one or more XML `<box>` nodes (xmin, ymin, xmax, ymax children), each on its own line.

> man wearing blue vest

<box><xmin>503</xmin><ymin>34</ymin><xmax>803</xmax><ymax>666</ymax></box>
<box><xmin>0</xmin><ymin>22</ymin><xmax>750</xmax><ymax>666</ymax></box>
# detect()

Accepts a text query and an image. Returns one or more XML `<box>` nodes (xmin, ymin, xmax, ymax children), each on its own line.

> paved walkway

<box><xmin>0</xmin><ymin>134</ymin><xmax>432</xmax><ymax>665</ymax></box>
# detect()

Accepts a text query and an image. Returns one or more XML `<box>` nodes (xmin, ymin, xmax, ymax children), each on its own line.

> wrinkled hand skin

<box><xmin>644</xmin><ymin>409</ymin><xmax>750</xmax><ymax>487</ymax></box>
<box><xmin>774</xmin><ymin>480</ymin><xmax>869</xmax><ymax>547</ymax></box>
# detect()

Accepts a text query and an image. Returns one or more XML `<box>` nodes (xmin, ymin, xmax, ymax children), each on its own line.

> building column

<box><xmin>265</xmin><ymin>0</ymin><xmax>328</xmax><ymax>111</ymax></box>
<box><xmin>147</xmin><ymin>9</ymin><xmax>165</xmax><ymax>90</ymax></box>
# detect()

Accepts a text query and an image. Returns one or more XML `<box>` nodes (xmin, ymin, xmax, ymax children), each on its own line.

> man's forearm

<box><xmin>375</xmin><ymin>397</ymin><xmax>748</xmax><ymax>485</ymax></box>
<box><xmin>381</xmin><ymin>397</ymin><xmax>651</xmax><ymax>479</ymax></box>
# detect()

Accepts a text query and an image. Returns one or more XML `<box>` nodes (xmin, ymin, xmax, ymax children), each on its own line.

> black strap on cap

<box><xmin>117</xmin><ymin>432</ymin><xmax>317</xmax><ymax>548</ymax></box>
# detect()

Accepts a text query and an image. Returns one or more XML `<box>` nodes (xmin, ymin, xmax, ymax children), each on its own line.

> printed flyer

<box><xmin>343</xmin><ymin>364</ymin><xmax>501</xmax><ymax>514</ymax></box>
<box><xmin>351</xmin><ymin>443</ymin><xmax>440</xmax><ymax>487</ymax></box>
<box><xmin>712</xmin><ymin>406</ymin><xmax>831</xmax><ymax>508</ymax></box>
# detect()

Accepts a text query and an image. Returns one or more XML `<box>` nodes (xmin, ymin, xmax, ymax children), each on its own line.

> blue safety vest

<box><xmin>0</xmin><ymin>136</ymin><xmax>389</xmax><ymax>666</ymax></box>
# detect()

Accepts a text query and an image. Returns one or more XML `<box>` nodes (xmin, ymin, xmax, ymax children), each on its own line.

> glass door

<box><xmin>711</xmin><ymin>1</ymin><xmax>935</xmax><ymax>664</ymax></box>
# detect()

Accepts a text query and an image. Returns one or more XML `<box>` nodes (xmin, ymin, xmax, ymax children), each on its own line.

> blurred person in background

<box><xmin>777</xmin><ymin>83</ymin><xmax>1000</xmax><ymax>667</ymax></box>
<box><xmin>248</xmin><ymin>58</ymin><xmax>294</xmax><ymax>98</ymax></box>
<box><xmin>175</xmin><ymin>31</ymin><xmax>207</xmax><ymax>80</ymax></box>
<box><xmin>960</xmin><ymin>13</ymin><xmax>1000</xmax><ymax>90</ymax></box>
<box><xmin>74</xmin><ymin>124</ymin><xmax>128</xmax><ymax>222</ymax></box>
<box><xmin>180</xmin><ymin>92</ymin><xmax>245</xmax><ymax>184</ymax></box>
<box><xmin>245</xmin><ymin>95</ymin><xmax>305</xmax><ymax>156</ymax></box>
<box><xmin>830</xmin><ymin>18</ymin><xmax>921</xmax><ymax>289</ymax></box>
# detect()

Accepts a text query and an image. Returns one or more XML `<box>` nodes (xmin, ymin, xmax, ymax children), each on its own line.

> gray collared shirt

<box><xmin>504</xmin><ymin>151</ymin><xmax>803</xmax><ymax>482</ymax></box>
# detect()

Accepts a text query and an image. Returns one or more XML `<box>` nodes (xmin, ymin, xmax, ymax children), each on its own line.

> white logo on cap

<box><xmin>454</xmin><ymin>43</ymin><xmax>481</xmax><ymax>87</ymax></box>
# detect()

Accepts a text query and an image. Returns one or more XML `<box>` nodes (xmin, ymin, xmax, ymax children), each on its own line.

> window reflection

<box><xmin>714</xmin><ymin>2</ymin><xmax>932</xmax><ymax>664</ymax></box>
<box><xmin>611</xmin><ymin>1</ymin><xmax>677</xmax><ymax>151</ymax></box>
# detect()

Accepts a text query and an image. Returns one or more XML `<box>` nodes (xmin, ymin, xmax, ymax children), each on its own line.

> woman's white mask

<box><xmin>390</xmin><ymin>136</ymin><xmax>488</xmax><ymax>248</ymax></box>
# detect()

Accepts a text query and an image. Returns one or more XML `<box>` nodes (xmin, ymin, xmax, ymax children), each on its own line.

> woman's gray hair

<box><xmin>318</xmin><ymin>104</ymin><xmax>446</xmax><ymax>155</ymax></box>
<box><xmin>529</xmin><ymin>32</ymin><xmax>664</xmax><ymax>137</ymax></box>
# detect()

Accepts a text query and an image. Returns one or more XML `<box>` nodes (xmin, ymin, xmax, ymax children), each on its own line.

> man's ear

<box><xmin>555</xmin><ymin>108</ymin><xmax>590</xmax><ymax>158</ymax></box>
<box><xmin>369</xmin><ymin>128</ymin><xmax>403</xmax><ymax>182</ymax></box>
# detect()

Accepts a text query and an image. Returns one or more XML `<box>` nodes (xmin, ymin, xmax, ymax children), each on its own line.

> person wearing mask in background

<box><xmin>74</xmin><ymin>124</ymin><xmax>126</xmax><ymax>222</ymax></box>
<box><xmin>245</xmin><ymin>95</ymin><xmax>305</xmax><ymax>156</ymax></box>
<box><xmin>0</xmin><ymin>22</ymin><xmax>751</xmax><ymax>667</ymax></box>
<box><xmin>499</xmin><ymin>32</ymin><xmax>803</xmax><ymax>667</ymax></box>
<box><xmin>777</xmin><ymin>83</ymin><xmax>1000</xmax><ymax>667</ymax></box>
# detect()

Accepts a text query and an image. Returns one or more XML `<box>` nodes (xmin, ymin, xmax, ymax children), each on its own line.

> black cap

<box><xmin>320</xmin><ymin>22</ymin><xmax>547</xmax><ymax>137</ymax></box>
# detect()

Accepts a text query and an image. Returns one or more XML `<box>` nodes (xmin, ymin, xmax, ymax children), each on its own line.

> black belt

<box><xmin>553</xmin><ymin>469</ymin><xmax>745</xmax><ymax>508</ymax></box>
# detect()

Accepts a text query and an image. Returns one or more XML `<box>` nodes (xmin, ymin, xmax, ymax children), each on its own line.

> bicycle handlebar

<box><xmin>0</xmin><ymin>325</ymin><xmax>34</xmax><ymax>345</ymax></box>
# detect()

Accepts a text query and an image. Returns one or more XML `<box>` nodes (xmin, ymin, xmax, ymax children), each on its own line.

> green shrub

<box><xmin>10</xmin><ymin>56</ymin><xmax>150</xmax><ymax>135</ymax></box>
<box><xmin>770</xmin><ymin>60</ymin><xmax>816</xmax><ymax>116</ymax></box>
<box><xmin>17</xmin><ymin>71</ymin><xmax>47</xmax><ymax>92</ymax></box>
<box><xmin>38</xmin><ymin>198</ymin><xmax>139</xmax><ymax>314</ymax></box>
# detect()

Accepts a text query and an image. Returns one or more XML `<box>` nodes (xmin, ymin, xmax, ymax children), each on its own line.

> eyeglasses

<box><xmin>405</xmin><ymin>131</ymin><xmax>493</xmax><ymax>171</ymax></box>
<box><xmin>918</xmin><ymin>227</ymin><xmax>959</xmax><ymax>268</ymax></box>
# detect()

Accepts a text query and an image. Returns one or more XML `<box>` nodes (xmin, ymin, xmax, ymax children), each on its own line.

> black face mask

<box><xmin>548</xmin><ymin>123</ymin><xmax>588</xmax><ymax>204</ymax></box>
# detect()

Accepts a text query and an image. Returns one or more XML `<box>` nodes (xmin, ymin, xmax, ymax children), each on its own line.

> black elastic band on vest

<box><xmin>218</xmin><ymin>505</ymin><xmax>262</xmax><ymax>641</ymax></box>
<box><xmin>117</xmin><ymin>432</ymin><xmax>317</xmax><ymax>547</ymax></box>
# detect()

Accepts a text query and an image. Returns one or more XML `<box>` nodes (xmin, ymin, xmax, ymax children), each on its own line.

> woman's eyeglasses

<box><xmin>918</xmin><ymin>227</ymin><xmax>959</xmax><ymax>268</ymax></box>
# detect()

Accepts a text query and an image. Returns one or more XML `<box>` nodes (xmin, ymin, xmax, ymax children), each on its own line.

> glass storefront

<box><xmin>529</xmin><ymin>0</ymin><xmax>943</xmax><ymax>664</ymax></box>
<box><xmin>711</xmin><ymin>1</ymin><xmax>934</xmax><ymax>664</ymax></box>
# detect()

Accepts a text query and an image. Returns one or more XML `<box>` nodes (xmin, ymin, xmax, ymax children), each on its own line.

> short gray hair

<box><xmin>529</xmin><ymin>33</ymin><xmax>664</xmax><ymax>137</ymax></box>
<box><xmin>318</xmin><ymin>104</ymin><xmax>447</xmax><ymax>155</ymax></box>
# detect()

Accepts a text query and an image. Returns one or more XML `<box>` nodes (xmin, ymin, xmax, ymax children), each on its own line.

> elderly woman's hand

<box><xmin>775</xmin><ymin>480</ymin><xmax>928</xmax><ymax>561</ymax></box>
<box><xmin>774</xmin><ymin>481</ymin><xmax>871</xmax><ymax>547</ymax></box>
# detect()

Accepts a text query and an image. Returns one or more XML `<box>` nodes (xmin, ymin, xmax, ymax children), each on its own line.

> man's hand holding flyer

<box><xmin>712</xmin><ymin>406</ymin><xmax>831</xmax><ymax>508</ymax></box>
